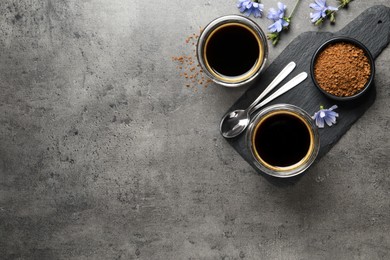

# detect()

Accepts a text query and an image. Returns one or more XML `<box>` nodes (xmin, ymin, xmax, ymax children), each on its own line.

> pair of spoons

<box><xmin>220</xmin><ymin>61</ymin><xmax>308</xmax><ymax>138</ymax></box>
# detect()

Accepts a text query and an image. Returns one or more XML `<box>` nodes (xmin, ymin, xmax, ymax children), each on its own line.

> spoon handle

<box><xmin>250</xmin><ymin>72</ymin><xmax>308</xmax><ymax>114</ymax></box>
<box><xmin>247</xmin><ymin>61</ymin><xmax>296</xmax><ymax>113</ymax></box>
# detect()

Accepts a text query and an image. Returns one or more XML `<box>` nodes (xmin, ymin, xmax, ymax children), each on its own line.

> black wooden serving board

<box><xmin>223</xmin><ymin>5</ymin><xmax>390</xmax><ymax>183</ymax></box>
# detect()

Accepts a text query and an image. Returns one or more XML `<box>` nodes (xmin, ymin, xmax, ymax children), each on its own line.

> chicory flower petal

<box><xmin>309</xmin><ymin>0</ymin><xmax>338</xmax><ymax>23</ymax></box>
<box><xmin>312</xmin><ymin>105</ymin><xmax>339</xmax><ymax>128</ymax></box>
<box><xmin>237</xmin><ymin>0</ymin><xmax>264</xmax><ymax>18</ymax></box>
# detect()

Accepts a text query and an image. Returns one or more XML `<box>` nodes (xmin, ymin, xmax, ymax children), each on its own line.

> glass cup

<box><xmin>246</xmin><ymin>104</ymin><xmax>320</xmax><ymax>178</ymax></box>
<box><xmin>197</xmin><ymin>15</ymin><xmax>268</xmax><ymax>87</ymax></box>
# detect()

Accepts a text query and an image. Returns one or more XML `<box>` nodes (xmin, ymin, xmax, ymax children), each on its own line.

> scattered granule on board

<box><xmin>172</xmin><ymin>28</ymin><xmax>213</xmax><ymax>90</ymax></box>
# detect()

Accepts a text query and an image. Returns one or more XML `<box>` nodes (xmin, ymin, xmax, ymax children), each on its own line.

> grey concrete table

<box><xmin>1</xmin><ymin>1</ymin><xmax>389</xmax><ymax>259</ymax></box>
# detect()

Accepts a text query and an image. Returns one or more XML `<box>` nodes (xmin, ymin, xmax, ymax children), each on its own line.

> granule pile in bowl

<box><xmin>314</xmin><ymin>42</ymin><xmax>371</xmax><ymax>97</ymax></box>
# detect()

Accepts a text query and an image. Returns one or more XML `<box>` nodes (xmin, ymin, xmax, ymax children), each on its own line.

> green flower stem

<box><xmin>315</xmin><ymin>0</ymin><xmax>355</xmax><ymax>26</ymax></box>
<box><xmin>339</xmin><ymin>0</ymin><xmax>354</xmax><ymax>8</ymax></box>
<box><xmin>268</xmin><ymin>0</ymin><xmax>301</xmax><ymax>46</ymax></box>
<box><xmin>288</xmin><ymin>0</ymin><xmax>301</xmax><ymax>19</ymax></box>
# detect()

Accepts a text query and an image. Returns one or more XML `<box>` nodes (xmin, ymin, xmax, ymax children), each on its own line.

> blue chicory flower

<box><xmin>312</xmin><ymin>105</ymin><xmax>339</xmax><ymax>128</ymax></box>
<box><xmin>267</xmin><ymin>2</ymin><xmax>289</xmax><ymax>33</ymax></box>
<box><xmin>267</xmin><ymin>2</ymin><xmax>287</xmax><ymax>21</ymax></box>
<box><xmin>237</xmin><ymin>0</ymin><xmax>264</xmax><ymax>18</ymax></box>
<box><xmin>268</xmin><ymin>18</ymin><xmax>289</xmax><ymax>33</ymax></box>
<box><xmin>309</xmin><ymin>0</ymin><xmax>338</xmax><ymax>23</ymax></box>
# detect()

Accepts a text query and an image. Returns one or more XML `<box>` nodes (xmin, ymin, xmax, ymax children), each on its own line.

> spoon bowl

<box><xmin>220</xmin><ymin>110</ymin><xmax>249</xmax><ymax>138</ymax></box>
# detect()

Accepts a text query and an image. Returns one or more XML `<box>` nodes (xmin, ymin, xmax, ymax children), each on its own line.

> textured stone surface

<box><xmin>0</xmin><ymin>1</ymin><xmax>389</xmax><ymax>259</ymax></box>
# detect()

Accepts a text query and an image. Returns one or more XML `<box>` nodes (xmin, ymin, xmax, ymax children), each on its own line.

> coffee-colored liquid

<box><xmin>205</xmin><ymin>24</ymin><xmax>260</xmax><ymax>77</ymax></box>
<box><xmin>254</xmin><ymin>113</ymin><xmax>311</xmax><ymax>167</ymax></box>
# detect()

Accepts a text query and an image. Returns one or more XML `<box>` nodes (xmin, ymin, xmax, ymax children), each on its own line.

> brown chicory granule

<box><xmin>172</xmin><ymin>29</ymin><xmax>212</xmax><ymax>91</ymax></box>
<box><xmin>314</xmin><ymin>42</ymin><xmax>371</xmax><ymax>97</ymax></box>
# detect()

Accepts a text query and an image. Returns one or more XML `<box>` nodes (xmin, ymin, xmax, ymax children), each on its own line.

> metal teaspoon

<box><xmin>220</xmin><ymin>61</ymin><xmax>296</xmax><ymax>138</ymax></box>
<box><xmin>220</xmin><ymin>71</ymin><xmax>308</xmax><ymax>138</ymax></box>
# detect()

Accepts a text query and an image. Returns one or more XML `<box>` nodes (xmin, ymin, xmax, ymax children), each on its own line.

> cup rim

<box><xmin>310</xmin><ymin>36</ymin><xmax>375</xmax><ymax>101</ymax></box>
<box><xmin>246</xmin><ymin>104</ymin><xmax>320</xmax><ymax>178</ymax></box>
<box><xmin>203</xmin><ymin>22</ymin><xmax>264</xmax><ymax>84</ymax></box>
<box><xmin>197</xmin><ymin>15</ymin><xmax>268</xmax><ymax>87</ymax></box>
<box><xmin>251</xmin><ymin>110</ymin><xmax>316</xmax><ymax>172</ymax></box>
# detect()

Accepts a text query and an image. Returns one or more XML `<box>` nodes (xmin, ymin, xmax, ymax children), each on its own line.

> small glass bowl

<box><xmin>310</xmin><ymin>37</ymin><xmax>375</xmax><ymax>101</ymax></box>
<box><xmin>246</xmin><ymin>104</ymin><xmax>320</xmax><ymax>178</ymax></box>
<box><xmin>197</xmin><ymin>15</ymin><xmax>268</xmax><ymax>87</ymax></box>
